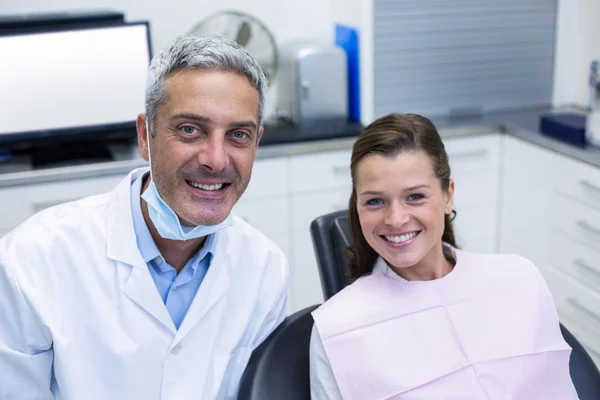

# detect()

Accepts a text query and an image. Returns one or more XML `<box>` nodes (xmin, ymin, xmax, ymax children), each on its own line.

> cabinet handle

<box><xmin>576</xmin><ymin>220</ymin><xmax>600</xmax><ymax>237</ymax></box>
<box><xmin>579</xmin><ymin>179</ymin><xmax>600</xmax><ymax>195</ymax></box>
<box><xmin>567</xmin><ymin>297</ymin><xmax>600</xmax><ymax>323</ymax></box>
<box><xmin>447</xmin><ymin>149</ymin><xmax>488</xmax><ymax>159</ymax></box>
<box><xmin>574</xmin><ymin>258</ymin><xmax>600</xmax><ymax>280</ymax></box>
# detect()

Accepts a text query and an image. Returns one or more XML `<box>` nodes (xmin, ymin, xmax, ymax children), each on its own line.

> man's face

<box><xmin>137</xmin><ymin>69</ymin><xmax>263</xmax><ymax>226</ymax></box>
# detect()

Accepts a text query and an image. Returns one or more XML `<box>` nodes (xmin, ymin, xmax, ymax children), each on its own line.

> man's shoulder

<box><xmin>225</xmin><ymin>215</ymin><xmax>285</xmax><ymax>257</ymax></box>
<box><xmin>220</xmin><ymin>215</ymin><xmax>289</xmax><ymax>281</ymax></box>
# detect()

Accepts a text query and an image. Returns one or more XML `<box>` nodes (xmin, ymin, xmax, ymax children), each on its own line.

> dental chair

<box><xmin>309</xmin><ymin>209</ymin><xmax>600</xmax><ymax>400</ymax></box>
<box><xmin>238</xmin><ymin>304</ymin><xmax>318</xmax><ymax>400</ymax></box>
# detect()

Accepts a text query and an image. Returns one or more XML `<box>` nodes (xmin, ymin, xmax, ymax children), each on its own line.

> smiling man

<box><xmin>0</xmin><ymin>35</ymin><xmax>288</xmax><ymax>400</ymax></box>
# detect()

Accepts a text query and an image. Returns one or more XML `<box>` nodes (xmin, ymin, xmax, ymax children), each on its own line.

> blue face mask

<box><xmin>140</xmin><ymin>119</ymin><xmax>233</xmax><ymax>241</ymax></box>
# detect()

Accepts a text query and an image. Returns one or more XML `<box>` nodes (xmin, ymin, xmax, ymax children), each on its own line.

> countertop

<box><xmin>0</xmin><ymin>105</ymin><xmax>599</xmax><ymax>188</ymax></box>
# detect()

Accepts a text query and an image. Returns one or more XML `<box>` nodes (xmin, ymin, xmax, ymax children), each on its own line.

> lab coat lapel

<box><xmin>174</xmin><ymin>229</ymin><xmax>232</xmax><ymax>342</ymax></box>
<box><xmin>106</xmin><ymin>168</ymin><xmax>176</xmax><ymax>335</ymax></box>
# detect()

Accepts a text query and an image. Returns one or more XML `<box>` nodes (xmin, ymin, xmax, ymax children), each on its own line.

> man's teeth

<box><xmin>188</xmin><ymin>181</ymin><xmax>224</xmax><ymax>191</ymax></box>
<box><xmin>385</xmin><ymin>232</ymin><xmax>417</xmax><ymax>243</ymax></box>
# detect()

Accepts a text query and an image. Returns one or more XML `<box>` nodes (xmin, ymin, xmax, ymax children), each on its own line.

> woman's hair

<box><xmin>346</xmin><ymin>113</ymin><xmax>457</xmax><ymax>278</ymax></box>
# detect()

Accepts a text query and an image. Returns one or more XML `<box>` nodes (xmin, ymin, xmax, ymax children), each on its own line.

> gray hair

<box><xmin>145</xmin><ymin>34</ymin><xmax>268</xmax><ymax>132</ymax></box>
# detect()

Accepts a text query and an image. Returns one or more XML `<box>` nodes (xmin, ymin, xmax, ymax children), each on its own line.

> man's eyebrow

<box><xmin>229</xmin><ymin>121</ymin><xmax>258</xmax><ymax>131</ymax></box>
<box><xmin>169</xmin><ymin>113</ymin><xmax>211</xmax><ymax>124</ymax></box>
<box><xmin>169</xmin><ymin>114</ymin><xmax>258</xmax><ymax>131</ymax></box>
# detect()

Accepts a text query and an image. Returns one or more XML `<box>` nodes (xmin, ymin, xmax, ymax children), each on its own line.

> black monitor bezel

<box><xmin>0</xmin><ymin>20</ymin><xmax>152</xmax><ymax>150</ymax></box>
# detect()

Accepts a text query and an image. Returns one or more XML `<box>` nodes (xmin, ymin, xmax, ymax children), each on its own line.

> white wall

<box><xmin>1</xmin><ymin>0</ymin><xmax>334</xmax><ymax>53</ymax></box>
<box><xmin>553</xmin><ymin>0</ymin><xmax>600</xmax><ymax>107</ymax></box>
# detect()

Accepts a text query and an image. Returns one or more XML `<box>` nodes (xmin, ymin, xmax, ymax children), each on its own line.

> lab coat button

<box><xmin>171</xmin><ymin>343</ymin><xmax>182</xmax><ymax>355</ymax></box>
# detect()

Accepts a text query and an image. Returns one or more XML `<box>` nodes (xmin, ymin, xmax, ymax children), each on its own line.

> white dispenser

<box><xmin>585</xmin><ymin>60</ymin><xmax>600</xmax><ymax>147</ymax></box>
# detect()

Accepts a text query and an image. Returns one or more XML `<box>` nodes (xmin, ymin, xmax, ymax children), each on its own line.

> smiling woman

<box><xmin>308</xmin><ymin>113</ymin><xmax>579</xmax><ymax>400</ymax></box>
<box><xmin>349</xmin><ymin>115</ymin><xmax>457</xmax><ymax>281</ymax></box>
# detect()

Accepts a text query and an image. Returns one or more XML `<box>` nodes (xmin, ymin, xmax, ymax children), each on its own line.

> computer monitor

<box><xmin>0</xmin><ymin>10</ymin><xmax>125</xmax><ymax>33</ymax></box>
<box><xmin>0</xmin><ymin>22</ymin><xmax>152</xmax><ymax>165</ymax></box>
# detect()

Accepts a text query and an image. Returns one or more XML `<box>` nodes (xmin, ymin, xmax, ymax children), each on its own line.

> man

<box><xmin>0</xmin><ymin>34</ymin><xmax>288</xmax><ymax>399</ymax></box>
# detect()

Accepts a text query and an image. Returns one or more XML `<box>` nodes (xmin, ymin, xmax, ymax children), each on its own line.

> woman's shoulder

<box><xmin>311</xmin><ymin>272</ymin><xmax>392</xmax><ymax>334</ymax></box>
<box><xmin>314</xmin><ymin>272</ymin><xmax>384</xmax><ymax>312</ymax></box>
<box><xmin>458</xmin><ymin>248</ymin><xmax>537</xmax><ymax>270</ymax></box>
<box><xmin>456</xmin><ymin>248</ymin><xmax>548</xmax><ymax>290</ymax></box>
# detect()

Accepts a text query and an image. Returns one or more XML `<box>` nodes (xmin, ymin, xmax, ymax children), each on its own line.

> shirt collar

<box><xmin>130</xmin><ymin>172</ymin><xmax>216</xmax><ymax>271</ymax></box>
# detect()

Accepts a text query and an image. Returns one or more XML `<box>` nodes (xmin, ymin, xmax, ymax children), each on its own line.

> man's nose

<box><xmin>198</xmin><ymin>134</ymin><xmax>229</xmax><ymax>172</ymax></box>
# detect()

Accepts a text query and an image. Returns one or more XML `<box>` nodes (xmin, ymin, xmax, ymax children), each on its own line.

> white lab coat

<box><xmin>0</xmin><ymin>168</ymin><xmax>289</xmax><ymax>400</ymax></box>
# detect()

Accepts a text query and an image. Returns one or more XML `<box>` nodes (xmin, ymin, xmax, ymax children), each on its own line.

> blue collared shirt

<box><xmin>130</xmin><ymin>173</ymin><xmax>215</xmax><ymax>330</ymax></box>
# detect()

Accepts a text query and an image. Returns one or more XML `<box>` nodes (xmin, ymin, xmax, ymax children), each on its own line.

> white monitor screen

<box><xmin>0</xmin><ymin>23</ymin><xmax>150</xmax><ymax>136</ymax></box>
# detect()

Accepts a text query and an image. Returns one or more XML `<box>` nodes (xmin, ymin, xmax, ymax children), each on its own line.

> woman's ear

<box><xmin>445</xmin><ymin>179</ymin><xmax>455</xmax><ymax>214</ymax></box>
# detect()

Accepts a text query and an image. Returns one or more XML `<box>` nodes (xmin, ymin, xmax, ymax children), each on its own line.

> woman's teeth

<box><xmin>187</xmin><ymin>181</ymin><xmax>224</xmax><ymax>191</ymax></box>
<box><xmin>385</xmin><ymin>232</ymin><xmax>418</xmax><ymax>243</ymax></box>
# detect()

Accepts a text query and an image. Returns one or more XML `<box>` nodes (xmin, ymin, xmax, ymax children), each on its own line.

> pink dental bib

<box><xmin>312</xmin><ymin>249</ymin><xmax>578</xmax><ymax>400</ymax></box>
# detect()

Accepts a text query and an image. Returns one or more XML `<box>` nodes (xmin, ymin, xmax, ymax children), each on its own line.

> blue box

<box><xmin>539</xmin><ymin>113</ymin><xmax>587</xmax><ymax>148</ymax></box>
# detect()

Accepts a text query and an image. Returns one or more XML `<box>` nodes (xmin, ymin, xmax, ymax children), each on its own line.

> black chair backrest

<box><xmin>560</xmin><ymin>324</ymin><xmax>600</xmax><ymax>399</ymax></box>
<box><xmin>238</xmin><ymin>305</ymin><xmax>319</xmax><ymax>400</ymax></box>
<box><xmin>310</xmin><ymin>210</ymin><xmax>600</xmax><ymax>400</ymax></box>
<box><xmin>310</xmin><ymin>210</ymin><xmax>352</xmax><ymax>301</ymax></box>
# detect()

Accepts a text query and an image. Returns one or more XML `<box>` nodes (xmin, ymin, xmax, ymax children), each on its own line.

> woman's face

<box><xmin>355</xmin><ymin>150</ymin><xmax>454</xmax><ymax>273</ymax></box>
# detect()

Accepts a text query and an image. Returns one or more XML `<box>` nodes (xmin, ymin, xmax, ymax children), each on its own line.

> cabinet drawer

<box><xmin>265</xmin><ymin>232</ymin><xmax>291</xmax><ymax>266</ymax></box>
<box><xmin>232</xmin><ymin>196</ymin><xmax>289</xmax><ymax>235</ymax></box>
<box><xmin>242</xmin><ymin>157</ymin><xmax>289</xmax><ymax>200</ymax></box>
<box><xmin>289</xmin><ymin>149</ymin><xmax>352</xmax><ymax>194</ymax></box>
<box><xmin>540</xmin><ymin>266</ymin><xmax>600</xmax><ymax>356</ymax></box>
<box><xmin>552</xmin><ymin>154</ymin><xmax>600</xmax><ymax>211</ymax></box>
<box><xmin>552</xmin><ymin>194</ymin><xmax>600</xmax><ymax>253</ymax></box>
<box><xmin>452</xmin><ymin>168</ymin><xmax>498</xmax><ymax>208</ymax></box>
<box><xmin>291</xmin><ymin>189</ymin><xmax>351</xmax><ymax>233</ymax></box>
<box><xmin>445</xmin><ymin>134</ymin><xmax>501</xmax><ymax>175</ymax></box>
<box><xmin>548</xmin><ymin>231</ymin><xmax>600</xmax><ymax>295</ymax></box>
<box><xmin>289</xmin><ymin>230</ymin><xmax>325</xmax><ymax>313</ymax></box>
<box><xmin>452</xmin><ymin>204</ymin><xmax>497</xmax><ymax>250</ymax></box>
<box><xmin>0</xmin><ymin>174</ymin><xmax>125</xmax><ymax>230</ymax></box>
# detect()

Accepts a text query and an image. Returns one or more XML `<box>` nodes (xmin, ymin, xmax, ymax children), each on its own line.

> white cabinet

<box><xmin>0</xmin><ymin>174</ymin><xmax>127</xmax><ymax>234</ymax></box>
<box><xmin>288</xmin><ymin>149</ymin><xmax>353</xmax><ymax>312</ymax></box>
<box><xmin>546</xmin><ymin>153</ymin><xmax>600</xmax><ymax>366</ymax></box>
<box><xmin>445</xmin><ymin>134</ymin><xmax>501</xmax><ymax>253</ymax></box>
<box><xmin>499</xmin><ymin>136</ymin><xmax>600</xmax><ymax>367</ymax></box>
<box><xmin>499</xmin><ymin>136</ymin><xmax>554</xmax><ymax>268</ymax></box>
<box><xmin>289</xmin><ymin>149</ymin><xmax>353</xmax><ymax>194</ymax></box>
<box><xmin>232</xmin><ymin>157</ymin><xmax>294</xmax><ymax>312</ymax></box>
<box><xmin>552</xmin><ymin>153</ymin><xmax>600</xmax><ymax>210</ymax></box>
<box><xmin>233</xmin><ymin>157</ymin><xmax>290</xmax><ymax>239</ymax></box>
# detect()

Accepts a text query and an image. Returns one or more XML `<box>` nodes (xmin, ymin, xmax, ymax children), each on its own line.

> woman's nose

<box><xmin>384</xmin><ymin>204</ymin><xmax>410</xmax><ymax>227</ymax></box>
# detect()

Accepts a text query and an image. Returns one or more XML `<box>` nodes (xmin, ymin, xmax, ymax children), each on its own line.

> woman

<box><xmin>309</xmin><ymin>113</ymin><xmax>578</xmax><ymax>399</ymax></box>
